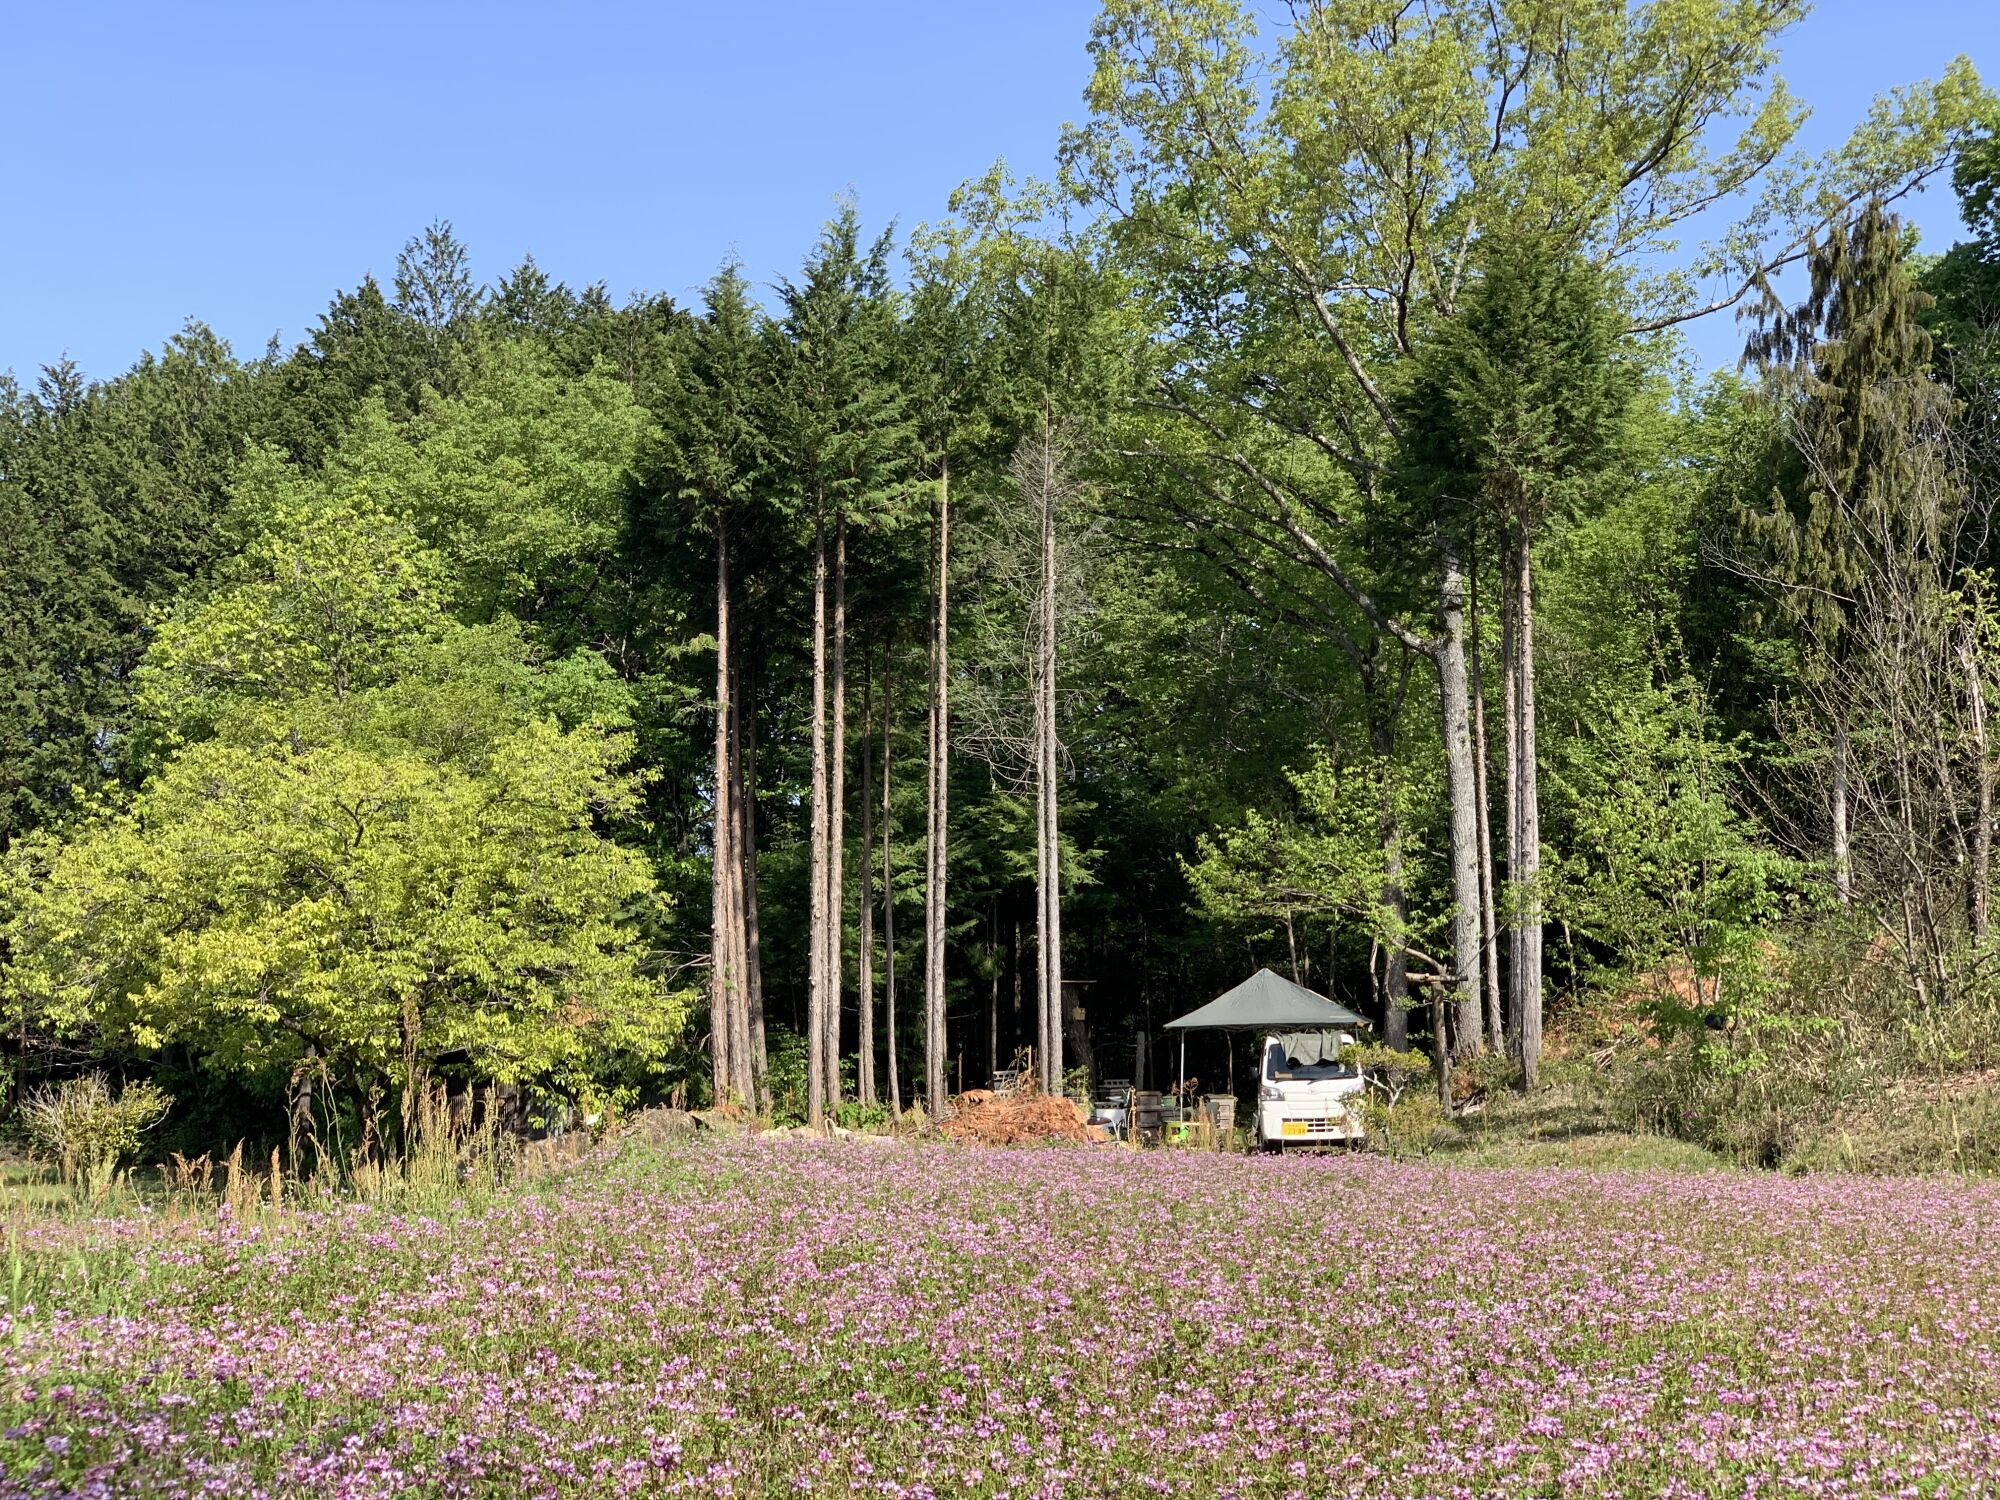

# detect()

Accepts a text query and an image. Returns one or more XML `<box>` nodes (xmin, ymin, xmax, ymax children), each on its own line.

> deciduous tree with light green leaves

<box><xmin>1186</xmin><ymin>753</ymin><xmax>1451</xmax><ymax>1091</ymax></box>
<box><xmin>1068</xmin><ymin>0</ymin><xmax>1992</xmax><ymax>1081</ymax></box>
<box><xmin>1</xmin><ymin>472</ymin><xmax>684</xmax><ymax>1119</ymax></box>
<box><xmin>1549</xmin><ymin>677</ymin><xmax>1805</xmax><ymax>1021</ymax></box>
<box><xmin>318</xmin><ymin>342</ymin><xmax>651</xmax><ymax>642</ymax></box>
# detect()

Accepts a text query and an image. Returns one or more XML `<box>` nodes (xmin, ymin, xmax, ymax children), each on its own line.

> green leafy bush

<box><xmin>20</xmin><ymin>1073</ymin><xmax>172</xmax><ymax>1182</ymax></box>
<box><xmin>1358</xmin><ymin>1093</ymin><xmax>1449</xmax><ymax>1156</ymax></box>
<box><xmin>1348</xmin><ymin>1041</ymin><xmax>1433</xmax><ymax>1106</ymax></box>
<box><xmin>1614</xmin><ymin>918</ymin><xmax>2000</xmax><ymax>1169</ymax></box>
<box><xmin>833</xmin><ymin>1100</ymin><xmax>892</xmax><ymax>1132</ymax></box>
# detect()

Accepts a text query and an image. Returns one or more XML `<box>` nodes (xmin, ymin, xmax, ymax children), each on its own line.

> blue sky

<box><xmin>2</xmin><ymin>1</ymin><xmax>1993</xmax><ymax>385</ymax></box>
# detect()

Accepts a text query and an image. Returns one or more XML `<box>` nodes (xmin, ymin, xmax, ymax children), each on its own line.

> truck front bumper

<box><xmin>1257</xmin><ymin>1103</ymin><xmax>1365</xmax><ymax>1146</ymax></box>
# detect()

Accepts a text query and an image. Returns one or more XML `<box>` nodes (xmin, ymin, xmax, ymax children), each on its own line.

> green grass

<box><xmin>1431</xmin><ymin>1081</ymin><xmax>1731</xmax><ymax>1173</ymax></box>
<box><xmin>0</xmin><ymin>1158</ymin><xmax>70</xmax><ymax>1210</ymax></box>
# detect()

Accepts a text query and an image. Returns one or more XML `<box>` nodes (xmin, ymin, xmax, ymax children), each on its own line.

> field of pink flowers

<box><xmin>4</xmin><ymin>1138</ymin><xmax>1999</xmax><ymax>1498</ymax></box>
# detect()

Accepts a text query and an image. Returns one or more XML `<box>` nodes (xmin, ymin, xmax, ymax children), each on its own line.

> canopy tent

<box><xmin>1164</xmin><ymin>968</ymin><xmax>1369</xmax><ymax>1033</ymax></box>
<box><xmin>1162</xmin><ymin>969</ymin><xmax>1370</xmax><ymax>1101</ymax></box>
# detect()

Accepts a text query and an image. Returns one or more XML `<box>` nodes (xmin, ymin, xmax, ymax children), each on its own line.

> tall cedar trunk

<box><xmin>1965</xmin><ymin>622</ymin><xmax>1994</xmax><ymax>940</ymax></box>
<box><xmin>1040</xmin><ymin>752</ymin><xmax>1056</xmax><ymax>1096</ymax></box>
<box><xmin>1832</xmin><ymin>716</ymin><xmax>1854</xmax><ymax>906</ymax></box>
<box><xmin>725</xmin><ymin>566</ymin><xmax>754</xmax><ymax>1105</ymax></box>
<box><xmin>1369</xmin><ymin>711</ymin><xmax>1411</xmax><ymax>1051</ymax></box>
<box><xmin>987</xmin><ymin>905</ymin><xmax>1000</xmax><ymax>1084</ymax></box>
<box><xmin>827</xmin><ymin>521</ymin><xmax>847</xmax><ymax>1110</ymax></box>
<box><xmin>1512</xmin><ymin>527</ymin><xmax>1543</xmax><ymax>1089</ymax></box>
<box><xmin>1470</xmin><ymin>555</ymin><xmax>1504</xmax><ymax>1052</ymax></box>
<box><xmin>924</xmin><ymin>463</ymin><xmax>950</xmax><ymax>1110</ymax></box>
<box><xmin>739</xmin><ymin>662</ymin><xmax>767</xmax><ymax>1109</ymax></box>
<box><xmin>710</xmin><ymin>526</ymin><xmax>735</xmax><ymax>1105</ymax></box>
<box><xmin>728</xmin><ymin>716</ymin><xmax>753</xmax><ymax>1103</ymax></box>
<box><xmin>704</xmin><ymin>524</ymin><xmax>744</xmax><ymax>1104</ymax></box>
<box><xmin>858</xmin><ymin>651</ymin><xmax>876</xmax><ymax>1107</ymax></box>
<box><xmin>1037</xmin><ymin>437</ymin><xmax>1063</xmax><ymax>1094</ymax></box>
<box><xmin>1501</xmin><ymin>539</ymin><xmax>1522</xmax><ymax>1063</ymax></box>
<box><xmin>882</xmin><ymin>654</ymin><xmax>901</xmax><ymax>1116</ymax></box>
<box><xmin>807</xmin><ymin>518</ymin><xmax>830</xmax><ymax>1129</ymax></box>
<box><xmin>1435</xmin><ymin>534</ymin><xmax>1484</xmax><ymax>1069</ymax></box>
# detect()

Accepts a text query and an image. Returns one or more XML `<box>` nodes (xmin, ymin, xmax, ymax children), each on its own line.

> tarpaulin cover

<box><xmin>1162</xmin><ymin>968</ymin><xmax>1370</xmax><ymax>1033</ymax></box>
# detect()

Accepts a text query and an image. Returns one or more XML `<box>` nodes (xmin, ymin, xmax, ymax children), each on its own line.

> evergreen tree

<box><xmin>0</xmin><ymin>328</ymin><xmax>251</xmax><ymax>846</ymax></box>
<box><xmin>1399</xmin><ymin>235</ymin><xmax>1639</xmax><ymax>1087</ymax></box>
<box><xmin>769</xmin><ymin>210</ymin><xmax>916</xmax><ymax>1122</ymax></box>
<box><xmin>656</xmin><ymin>266</ymin><xmax>772</xmax><ymax>1109</ymax></box>
<box><xmin>1742</xmin><ymin>201</ymin><xmax>1955</xmax><ymax>908</ymax></box>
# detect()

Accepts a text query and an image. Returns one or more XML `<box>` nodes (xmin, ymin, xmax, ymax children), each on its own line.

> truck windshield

<box><xmin>1265</xmin><ymin>1044</ymin><xmax>1356</xmax><ymax>1081</ymax></box>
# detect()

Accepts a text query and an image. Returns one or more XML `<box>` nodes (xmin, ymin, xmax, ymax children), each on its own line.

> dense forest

<box><xmin>5</xmin><ymin>0</ymin><xmax>1999</xmax><ymax>1170</ymax></box>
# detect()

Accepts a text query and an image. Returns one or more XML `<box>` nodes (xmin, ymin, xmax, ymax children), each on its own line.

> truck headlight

<box><xmin>1259</xmin><ymin>1085</ymin><xmax>1282</xmax><ymax>1102</ymax></box>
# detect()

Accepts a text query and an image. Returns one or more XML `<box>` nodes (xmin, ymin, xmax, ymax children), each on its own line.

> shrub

<box><xmin>1358</xmin><ymin>1093</ymin><xmax>1450</xmax><ymax>1156</ymax></box>
<box><xmin>1613</xmin><ymin>918</ymin><xmax>2000</xmax><ymax>1169</ymax></box>
<box><xmin>20</xmin><ymin>1073</ymin><xmax>173</xmax><ymax>1183</ymax></box>
<box><xmin>763</xmin><ymin>1029</ymin><xmax>811</xmax><ymax>1126</ymax></box>
<box><xmin>1454</xmin><ymin>1049</ymin><xmax>1519</xmax><ymax>1102</ymax></box>
<box><xmin>1348</xmin><ymin>1041</ymin><xmax>1433</xmax><ymax>1106</ymax></box>
<box><xmin>833</xmin><ymin>1100</ymin><xmax>892</xmax><ymax>1133</ymax></box>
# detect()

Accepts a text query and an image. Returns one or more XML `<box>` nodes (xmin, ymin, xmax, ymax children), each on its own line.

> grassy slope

<box><xmin>1431</xmin><ymin>1086</ymin><xmax>1729</xmax><ymax>1172</ymax></box>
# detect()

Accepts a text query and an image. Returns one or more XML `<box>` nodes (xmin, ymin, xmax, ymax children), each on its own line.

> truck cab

<box><xmin>1256</xmin><ymin>1029</ymin><xmax>1365</xmax><ymax>1150</ymax></box>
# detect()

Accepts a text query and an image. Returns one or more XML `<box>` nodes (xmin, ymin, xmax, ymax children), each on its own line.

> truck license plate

<box><xmin>1280</xmin><ymin>1121</ymin><xmax>1307</xmax><ymax>1137</ymax></box>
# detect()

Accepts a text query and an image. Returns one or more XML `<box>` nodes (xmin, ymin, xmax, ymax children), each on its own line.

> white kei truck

<box><xmin>1255</xmin><ymin>1030</ymin><xmax>1366</xmax><ymax>1150</ymax></box>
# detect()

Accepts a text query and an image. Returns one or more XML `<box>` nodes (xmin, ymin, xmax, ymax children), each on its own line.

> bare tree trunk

<box><xmin>807</xmin><ymin>518</ymin><xmax>830</xmax><ymax>1130</ymax></box>
<box><xmin>988</xmin><ymin>904</ymin><xmax>1000</xmax><ymax>1085</ymax></box>
<box><xmin>1009</xmin><ymin>920</ymin><xmax>1022</xmax><ymax>1065</ymax></box>
<box><xmin>1511</xmin><ymin>527</ymin><xmax>1543</xmax><ymax>1090</ymax></box>
<box><xmin>1965</xmin><ymin>620</ymin><xmax>1993</xmax><ymax>941</ymax></box>
<box><xmin>1043</xmin><ymin>760</ymin><xmax>1063</xmax><ymax>1094</ymax></box>
<box><xmin>1436</xmin><ymin>534</ymin><xmax>1484</xmax><ymax>1069</ymax></box>
<box><xmin>1832</xmin><ymin>713</ymin><xmax>1853</xmax><ymax>906</ymax></box>
<box><xmin>827</xmin><ymin>520</ymin><xmax>848</xmax><ymax>1111</ymax></box>
<box><xmin>924</xmin><ymin>463</ymin><xmax>951</xmax><ymax>1111</ymax></box>
<box><xmin>1040</xmin><ymin>728</ymin><xmax>1056</xmax><ymax>1096</ymax></box>
<box><xmin>1470</xmin><ymin>551</ymin><xmax>1504</xmax><ymax>1052</ymax></box>
<box><xmin>1368</xmin><ymin>710</ymin><xmax>1411</xmax><ymax>1052</ymax></box>
<box><xmin>1032</xmin><ymin>604</ymin><xmax>1048</xmax><ymax>1091</ymax></box>
<box><xmin>1037</xmin><ymin>438</ymin><xmax>1065</xmax><ymax>1096</ymax></box>
<box><xmin>858</xmin><ymin>649</ymin><xmax>877</xmax><ymax>1107</ymax></box>
<box><xmin>883</xmin><ymin>653</ymin><xmax>901</xmax><ymax>1116</ymax></box>
<box><xmin>726</xmin><ymin>703</ymin><xmax>752</xmax><ymax>1102</ymax></box>
<box><xmin>740</xmin><ymin>662</ymin><xmax>767</xmax><ymax>1111</ymax></box>
<box><xmin>1430</xmin><ymin>986</ymin><xmax>1452</xmax><ymax>1110</ymax></box>
<box><xmin>1501</xmin><ymin>537</ymin><xmax>1522</xmax><ymax>1065</ymax></box>
<box><xmin>709</xmin><ymin>526</ymin><xmax>736</xmax><ymax>1106</ymax></box>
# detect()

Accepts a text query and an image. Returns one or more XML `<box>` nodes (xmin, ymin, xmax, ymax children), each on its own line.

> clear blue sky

<box><xmin>2</xmin><ymin>1</ymin><xmax>1993</xmax><ymax>385</ymax></box>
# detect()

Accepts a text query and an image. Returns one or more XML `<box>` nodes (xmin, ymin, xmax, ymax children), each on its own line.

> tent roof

<box><xmin>1162</xmin><ymin>968</ymin><xmax>1371</xmax><ymax>1032</ymax></box>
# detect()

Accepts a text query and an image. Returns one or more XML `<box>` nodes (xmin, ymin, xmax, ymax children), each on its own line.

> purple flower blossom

<box><xmin>2</xmin><ymin>1142</ymin><xmax>1998</xmax><ymax>1496</ymax></box>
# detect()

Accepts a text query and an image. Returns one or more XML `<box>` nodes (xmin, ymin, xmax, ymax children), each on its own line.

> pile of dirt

<box><xmin>940</xmin><ymin>1090</ymin><xmax>1093</xmax><ymax>1146</ymax></box>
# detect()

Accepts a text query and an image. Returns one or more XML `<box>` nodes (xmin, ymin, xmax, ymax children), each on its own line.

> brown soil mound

<box><xmin>940</xmin><ymin>1091</ymin><xmax>1092</xmax><ymax>1146</ymax></box>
